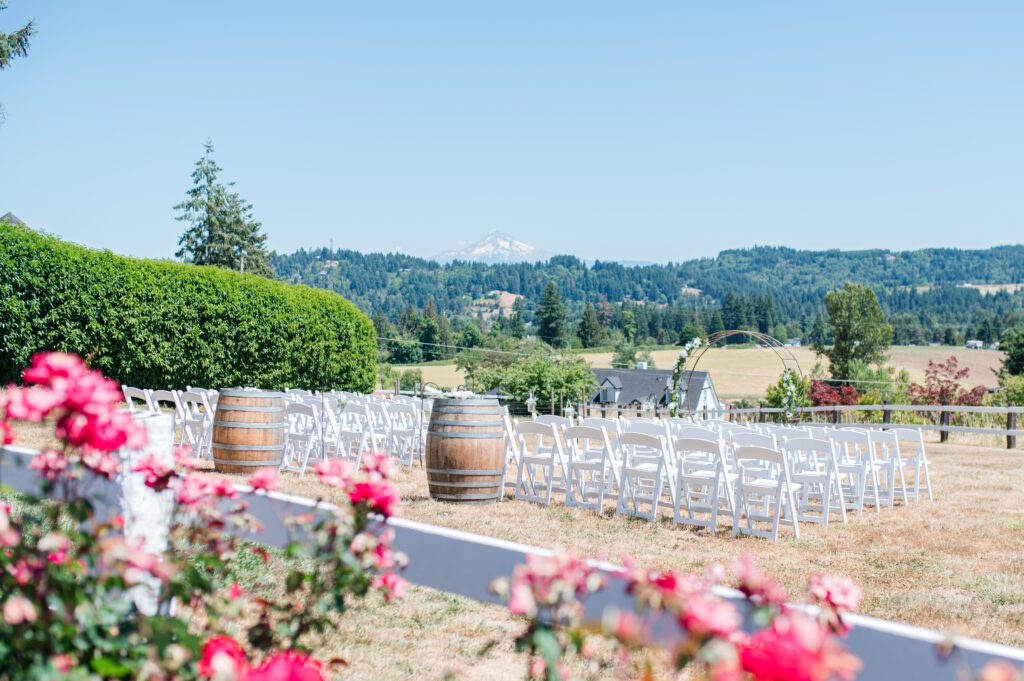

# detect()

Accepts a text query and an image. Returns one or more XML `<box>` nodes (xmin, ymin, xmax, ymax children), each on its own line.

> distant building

<box><xmin>783</xmin><ymin>338</ymin><xmax>802</xmax><ymax>347</ymax></box>
<box><xmin>966</xmin><ymin>339</ymin><xmax>984</xmax><ymax>350</ymax></box>
<box><xmin>590</xmin><ymin>367</ymin><xmax>722</xmax><ymax>414</ymax></box>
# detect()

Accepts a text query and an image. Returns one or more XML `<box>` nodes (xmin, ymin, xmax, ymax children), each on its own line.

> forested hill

<box><xmin>271</xmin><ymin>245</ymin><xmax>1024</xmax><ymax>339</ymax></box>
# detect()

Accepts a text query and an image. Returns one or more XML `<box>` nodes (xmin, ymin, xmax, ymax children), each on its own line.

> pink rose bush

<box><xmin>0</xmin><ymin>352</ymin><xmax>406</xmax><ymax>678</ymax></box>
<box><xmin>493</xmin><ymin>551</ymin><xmax>865</xmax><ymax>681</ymax></box>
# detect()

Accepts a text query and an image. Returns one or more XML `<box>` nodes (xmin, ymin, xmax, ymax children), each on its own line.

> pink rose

<box><xmin>29</xmin><ymin>449</ymin><xmax>68</xmax><ymax>481</ymax></box>
<box><xmin>198</xmin><ymin>635</ymin><xmax>248</xmax><ymax>679</ymax></box>
<box><xmin>248</xmin><ymin>651</ymin><xmax>325</xmax><ymax>681</ymax></box>
<box><xmin>809</xmin><ymin>573</ymin><xmax>863</xmax><ymax>613</ymax></box>
<box><xmin>132</xmin><ymin>454</ymin><xmax>176</xmax><ymax>492</ymax></box>
<box><xmin>348</xmin><ymin>480</ymin><xmax>399</xmax><ymax>517</ymax></box>
<box><xmin>681</xmin><ymin>593</ymin><xmax>741</xmax><ymax>639</ymax></box>
<box><xmin>249</xmin><ymin>467</ymin><xmax>279</xmax><ymax>492</ymax></box>
<box><xmin>3</xmin><ymin>595</ymin><xmax>37</xmax><ymax>625</ymax></box>
<box><xmin>372</xmin><ymin>572</ymin><xmax>407</xmax><ymax>603</ymax></box>
<box><xmin>314</xmin><ymin>458</ymin><xmax>355</xmax><ymax>489</ymax></box>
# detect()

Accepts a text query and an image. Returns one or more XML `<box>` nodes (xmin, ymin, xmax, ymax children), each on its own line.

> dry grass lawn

<box><xmin>408</xmin><ymin>345</ymin><xmax>1004</xmax><ymax>398</ymax></box>
<box><xmin>8</xmin><ymin>424</ymin><xmax>1024</xmax><ymax>679</ymax></box>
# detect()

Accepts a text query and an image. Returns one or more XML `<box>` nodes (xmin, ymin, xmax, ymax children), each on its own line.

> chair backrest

<box><xmin>515</xmin><ymin>420</ymin><xmax>564</xmax><ymax>457</ymax></box>
<box><xmin>869</xmin><ymin>429</ymin><xmax>900</xmax><ymax>460</ymax></box>
<box><xmin>623</xmin><ymin>420</ymin><xmax>669</xmax><ymax>439</ymax></box>
<box><xmin>534</xmin><ymin>414</ymin><xmax>572</xmax><ymax>428</ymax></box>
<box><xmin>563</xmin><ymin>425</ymin><xmax>614</xmax><ymax>461</ymax></box>
<box><xmin>827</xmin><ymin>428</ymin><xmax>871</xmax><ymax>462</ymax></box>
<box><xmin>150</xmin><ymin>390</ymin><xmax>183</xmax><ymax>418</ymax></box>
<box><xmin>887</xmin><ymin>427</ymin><xmax>926</xmax><ymax>458</ymax></box>
<box><xmin>733</xmin><ymin>444</ymin><xmax>786</xmax><ymax>467</ymax></box>
<box><xmin>672</xmin><ymin>426</ymin><xmax>718</xmax><ymax>442</ymax></box>
<box><xmin>579</xmin><ymin>417</ymin><xmax>621</xmax><ymax>433</ymax></box>
<box><xmin>728</xmin><ymin>431</ymin><xmax>776</xmax><ymax>449</ymax></box>
<box><xmin>783</xmin><ymin>437</ymin><xmax>837</xmax><ymax>471</ymax></box>
<box><xmin>673</xmin><ymin>437</ymin><xmax>728</xmax><ymax>473</ymax></box>
<box><xmin>121</xmin><ymin>386</ymin><xmax>153</xmax><ymax>413</ymax></box>
<box><xmin>618</xmin><ymin>431</ymin><xmax>664</xmax><ymax>467</ymax></box>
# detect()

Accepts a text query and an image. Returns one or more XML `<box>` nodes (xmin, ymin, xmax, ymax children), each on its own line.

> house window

<box><xmin>600</xmin><ymin>386</ymin><xmax>617</xmax><ymax>403</ymax></box>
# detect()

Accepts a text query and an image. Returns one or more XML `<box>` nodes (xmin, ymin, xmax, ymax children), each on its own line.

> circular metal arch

<box><xmin>679</xmin><ymin>330</ymin><xmax>804</xmax><ymax>416</ymax></box>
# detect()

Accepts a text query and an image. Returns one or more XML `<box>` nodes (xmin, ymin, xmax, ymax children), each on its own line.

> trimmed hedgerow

<box><xmin>0</xmin><ymin>222</ymin><xmax>376</xmax><ymax>391</ymax></box>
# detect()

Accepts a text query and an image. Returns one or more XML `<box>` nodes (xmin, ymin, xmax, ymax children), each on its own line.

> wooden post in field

<box><xmin>395</xmin><ymin>379</ymin><xmax>401</xmax><ymax>397</ymax></box>
<box><xmin>834</xmin><ymin>406</ymin><xmax>842</xmax><ymax>425</ymax></box>
<box><xmin>1008</xmin><ymin>412</ymin><xmax>1017</xmax><ymax>450</ymax></box>
<box><xmin>757</xmin><ymin>403</ymin><xmax>765</xmax><ymax>424</ymax></box>
<box><xmin>550</xmin><ymin>388</ymin><xmax>554</xmax><ymax>415</ymax></box>
<box><xmin>940</xmin><ymin>406</ymin><xmax>950</xmax><ymax>443</ymax></box>
<box><xmin>882</xmin><ymin>402</ymin><xmax>891</xmax><ymax>425</ymax></box>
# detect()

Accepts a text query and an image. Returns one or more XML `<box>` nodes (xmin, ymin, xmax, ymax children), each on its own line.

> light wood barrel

<box><xmin>426</xmin><ymin>398</ymin><xmax>505</xmax><ymax>504</ymax></box>
<box><xmin>212</xmin><ymin>389</ymin><xmax>286</xmax><ymax>474</ymax></box>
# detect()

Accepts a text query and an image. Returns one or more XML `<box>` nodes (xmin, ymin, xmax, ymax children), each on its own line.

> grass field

<box><xmin>8</xmin><ymin>425</ymin><xmax>1024</xmax><ymax>679</ymax></box>
<box><xmin>402</xmin><ymin>345</ymin><xmax>1005</xmax><ymax>399</ymax></box>
<box><xmin>272</xmin><ymin>441</ymin><xmax>1024</xmax><ymax>679</ymax></box>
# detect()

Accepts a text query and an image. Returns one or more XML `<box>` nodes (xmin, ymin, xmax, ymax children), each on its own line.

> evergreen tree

<box><xmin>501</xmin><ymin>298</ymin><xmax>527</xmax><ymax>338</ymax></box>
<box><xmin>174</xmin><ymin>140</ymin><xmax>272</xmax><ymax>277</ymax></box>
<box><xmin>418</xmin><ymin>316</ymin><xmax>443</xmax><ymax>360</ymax></box>
<box><xmin>707</xmin><ymin>309</ymin><xmax>725</xmax><ymax>335</ymax></box>
<box><xmin>814</xmin><ymin>284</ymin><xmax>893</xmax><ymax>381</ymax></box>
<box><xmin>1002</xmin><ymin>324</ymin><xmax>1024</xmax><ymax>376</ymax></box>
<box><xmin>537</xmin><ymin>281</ymin><xmax>567</xmax><ymax>348</ymax></box>
<box><xmin>576</xmin><ymin>303</ymin><xmax>603</xmax><ymax>348</ymax></box>
<box><xmin>0</xmin><ymin>2</ymin><xmax>32</xmax><ymax>71</ymax></box>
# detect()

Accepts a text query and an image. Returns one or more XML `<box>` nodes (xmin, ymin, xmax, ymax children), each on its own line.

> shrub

<box><xmin>809</xmin><ymin>380</ymin><xmax>860</xmax><ymax>407</ymax></box>
<box><xmin>0</xmin><ymin>223</ymin><xmax>376</xmax><ymax>391</ymax></box>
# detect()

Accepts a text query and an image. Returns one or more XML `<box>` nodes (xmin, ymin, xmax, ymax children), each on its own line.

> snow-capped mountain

<box><xmin>432</xmin><ymin>231</ymin><xmax>552</xmax><ymax>264</ymax></box>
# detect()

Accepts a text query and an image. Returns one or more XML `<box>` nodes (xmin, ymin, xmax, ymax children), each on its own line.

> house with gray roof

<box><xmin>590</xmin><ymin>367</ymin><xmax>722</xmax><ymax>414</ymax></box>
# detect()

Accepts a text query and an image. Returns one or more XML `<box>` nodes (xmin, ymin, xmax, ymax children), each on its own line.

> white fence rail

<box><xmin>2</xmin><ymin>443</ymin><xmax>1023</xmax><ymax>680</ymax></box>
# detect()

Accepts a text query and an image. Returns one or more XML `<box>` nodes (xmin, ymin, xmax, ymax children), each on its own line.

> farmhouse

<box><xmin>590</xmin><ymin>367</ymin><xmax>723</xmax><ymax>413</ymax></box>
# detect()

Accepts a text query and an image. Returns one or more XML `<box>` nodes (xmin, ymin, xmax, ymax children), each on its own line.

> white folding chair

<box><xmin>514</xmin><ymin>421</ymin><xmax>569</xmax><ymax>506</ymax></box>
<box><xmin>784</xmin><ymin>437</ymin><xmax>847</xmax><ymax>527</ymax></box>
<box><xmin>282</xmin><ymin>401</ymin><xmax>321</xmax><ymax>476</ymax></box>
<box><xmin>563</xmin><ymin>426</ymin><xmax>618</xmax><ymax>512</ymax></box>
<box><xmin>386</xmin><ymin>402</ymin><xmax>421</xmax><ymax>466</ymax></box>
<box><xmin>828</xmin><ymin>429</ymin><xmax>881</xmax><ymax>516</ymax></box>
<box><xmin>122</xmin><ymin>386</ymin><xmax>155</xmax><ymax>413</ymax></box>
<box><xmin>732</xmin><ymin>445</ymin><xmax>802</xmax><ymax>543</ymax></box>
<box><xmin>889</xmin><ymin>428</ymin><xmax>933</xmax><ymax>502</ymax></box>
<box><xmin>178</xmin><ymin>390</ymin><xmax>214</xmax><ymax>457</ymax></box>
<box><xmin>150</xmin><ymin>390</ymin><xmax>186</xmax><ymax>444</ymax></box>
<box><xmin>671</xmin><ymin>437</ymin><xmax>736</xmax><ymax>532</ymax></box>
<box><xmin>616</xmin><ymin>432</ymin><xmax>668</xmax><ymax>522</ymax></box>
<box><xmin>869</xmin><ymin>430</ymin><xmax>909</xmax><ymax>508</ymax></box>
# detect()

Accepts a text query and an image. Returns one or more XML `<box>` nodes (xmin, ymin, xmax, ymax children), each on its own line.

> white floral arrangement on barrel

<box><xmin>666</xmin><ymin>337</ymin><xmax>703</xmax><ymax>416</ymax></box>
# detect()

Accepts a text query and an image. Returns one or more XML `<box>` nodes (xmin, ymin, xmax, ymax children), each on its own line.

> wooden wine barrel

<box><xmin>212</xmin><ymin>389</ymin><xmax>287</xmax><ymax>474</ymax></box>
<box><xmin>426</xmin><ymin>397</ymin><xmax>506</xmax><ymax>504</ymax></box>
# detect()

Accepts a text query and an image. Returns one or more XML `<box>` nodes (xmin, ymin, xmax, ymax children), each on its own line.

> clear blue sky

<box><xmin>1</xmin><ymin>1</ymin><xmax>1022</xmax><ymax>263</ymax></box>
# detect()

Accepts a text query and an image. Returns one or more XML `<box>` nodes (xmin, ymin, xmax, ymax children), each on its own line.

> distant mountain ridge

<box><xmin>432</xmin><ymin>231</ymin><xmax>552</xmax><ymax>264</ymax></box>
<box><xmin>271</xmin><ymin>243</ymin><xmax>1024</xmax><ymax>332</ymax></box>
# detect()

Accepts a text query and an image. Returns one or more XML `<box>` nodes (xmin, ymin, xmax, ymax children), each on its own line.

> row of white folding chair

<box><xmin>122</xmin><ymin>386</ymin><xmax>216</xmax><ymax>456</ymax></box>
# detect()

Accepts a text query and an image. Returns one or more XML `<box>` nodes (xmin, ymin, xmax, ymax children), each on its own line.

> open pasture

<box><xmin>407</xmin><ymin>345</ymin><xmax>1005</xmax><ymax>399</ymax></box>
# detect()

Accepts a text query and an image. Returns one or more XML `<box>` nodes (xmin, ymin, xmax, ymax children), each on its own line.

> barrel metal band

<box><xmin>427</xmin><ymin>480</ymin><xmax>501</xmax><ymax>489</ymax></box>
<box><xmin>217</xmin><ymin>405</ymin><xmax>285</xmax><ymax>413</ymax></box>
<box><xmin>431</xmin><ymin>407</ymin><xmax>503</xmax><ymax>415</ymax></box>
<box><xmin>213</xmin><ymin>421</ymin><xmax>288</xmax><ymax>429</ymax></box>
<box><xmin>427</xmin><ymin>431</ymin><xmax>503</xmax><ymax>439</ymax></box>
<box><xmin>213</xmin><ymin>458</ymin><xmax>283</xmax><ymax>467</ymax></box>
<box><xmin>427</xmin><ymin>467</ymin><xmax>504</xmax><ymax>476</ymax></box>
<box><xmin>429</xmin><ymin>492</ymin><xmax>500</xmax><ymax>501</ymax></box>
<box><xmin>432</xmin><ymin>399</ymin><xmax>500</xmax><ymax>406</ymax></box>
<box><xmin>211</xmin><ymin>443</ymin><xmax>285</xmax><ymax>451</ymax></box>
<box><xmin>220</xmin><ymin>389</ymin><xmax>286</xmax><ymax>399</ymax></box>
<box><xmin>429</xmin><ymin>419</ymin><xmax>504</xmax><ymax>427</ymax></box>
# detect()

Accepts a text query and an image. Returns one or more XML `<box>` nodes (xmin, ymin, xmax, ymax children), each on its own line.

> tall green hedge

<box><xmin>0</xmin><ymin>222</ymin><xmax>376</xmax><ymax>391</ymax></box>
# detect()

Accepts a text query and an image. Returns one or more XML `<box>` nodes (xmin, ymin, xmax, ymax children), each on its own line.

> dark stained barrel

<box><xmin>426</xmin><ymin>397</ymin><xmax>506</xmax><ymax>504</ymax></box>
<box><xmin>212</xmin><ymin>389</ymin><xmax>287</xmax><ymax>474</ymax></box>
